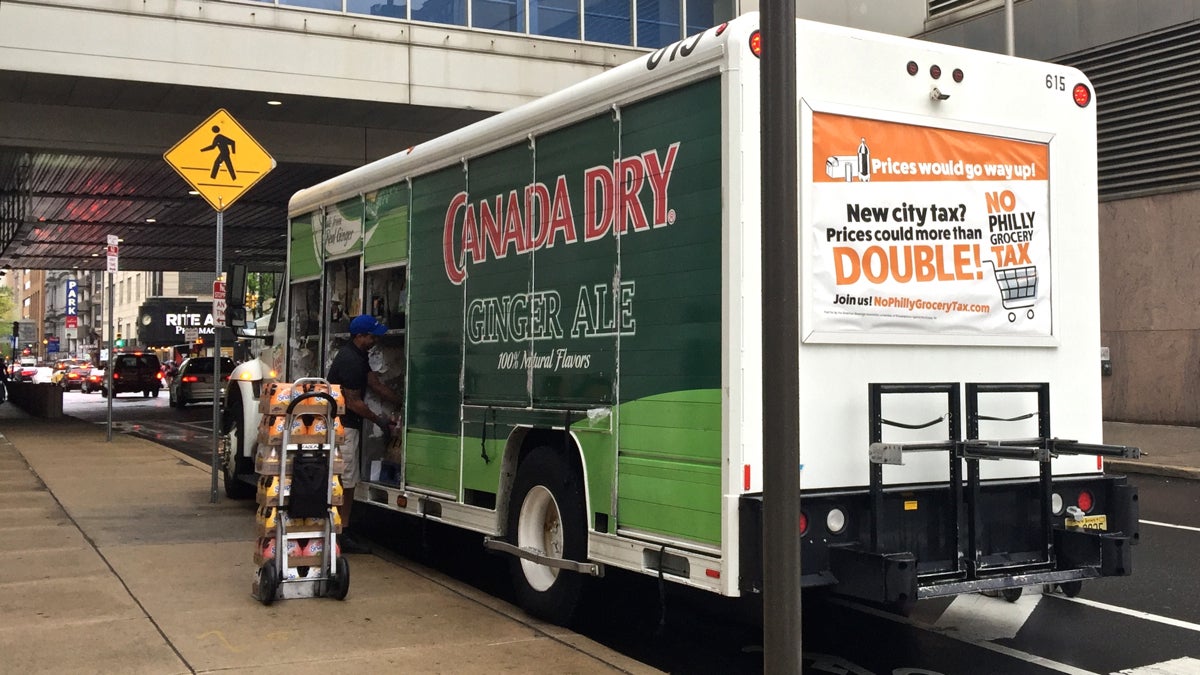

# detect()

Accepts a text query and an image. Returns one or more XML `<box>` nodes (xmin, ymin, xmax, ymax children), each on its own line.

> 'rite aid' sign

<box><xmin>66</xmin><ymin>279</ymin><xmax>78</xmax><ymax>316</ymax></box>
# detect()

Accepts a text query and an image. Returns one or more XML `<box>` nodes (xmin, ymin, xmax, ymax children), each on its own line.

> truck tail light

<box><xmin>1073</xmin><ymin>83</ymin><xmax>1092</xmax><ymax>107</ymax></box>
<box><xmin>1076</xmin><ymin>489</ymin><xmax>1094</xmax><ymax>513</ymax></box>
<box><xmin>749</xmin><ymin>30</ymin><xmax>761</xmax><ymax>58</ymax></box>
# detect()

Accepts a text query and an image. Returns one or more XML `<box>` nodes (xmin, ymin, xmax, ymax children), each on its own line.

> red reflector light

<box><xmin>749</xmin><ymin>30</ymin><xmax>762</xmax><ymax>58</ymax></box>
<box><xmin>799</xmin><ymin>511</ymin><xmax>809</xmax><ymax>536</ymax></box>
<box><xmin>1072</xmin><ymin>83</ymin><xmax>1092</xmax><ymax>107</ymax></box>
<box><xmin>1076</xmin><ymin>490</ymin><xmax>1094</xmax><ymax>513</ymax></box>
<box><xmin>929</xmin><ymin>64</ymin><xmax>942</xmax><ymax>79</ymax></box>
<box><xmin>952</xmin><ymin>68</ymin><xmax>964</xmax><ymax>83</ymax></box>
<box><xmin>112</xmin><ymin>372</ymin><xmax>120</xmax><ymax>379</ymax></box>
<box><xmin>906</xmin><ymin>60</ymin><xmax>918</xmax><ymax>76</ymax></box>
<box><xmin>714</xmin><ymin>22</ymin><xmax>728</xmax><ymax>36</ymax></box>
<box><xmin>705</xmin><ymin>568</ymin><xmax>721</xmax><ymax>579</ymax></box>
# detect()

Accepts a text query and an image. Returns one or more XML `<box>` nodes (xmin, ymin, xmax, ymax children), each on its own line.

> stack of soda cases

<box><xmin>251</xmin><ymin>381</ymin><xmax>347</xmax><ymax>593</ymax></box>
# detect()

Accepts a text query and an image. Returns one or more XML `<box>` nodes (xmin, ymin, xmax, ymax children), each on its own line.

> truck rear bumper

<box><xmin>738</xmin><ymin>473</ymin><xmax>1138</xmax><ymax>608</ymax></box>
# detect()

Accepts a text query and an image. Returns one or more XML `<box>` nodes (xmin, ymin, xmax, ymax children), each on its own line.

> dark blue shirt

<box><xmin>326</xmin><ymin>340</ymin><xmax>369</xmax><ymax>429</ymax></box>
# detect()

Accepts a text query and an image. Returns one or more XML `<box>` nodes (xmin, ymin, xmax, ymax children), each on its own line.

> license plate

<box><xmin>1066</xmin><ymin>514</ymin><xmax>1107</xmax><ymax>531</ymax></box>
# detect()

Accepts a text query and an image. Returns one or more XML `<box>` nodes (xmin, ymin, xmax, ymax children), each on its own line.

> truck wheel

<box><xmin>1002</xmin><ymin>587</ymin><xmax>1023</xmax><ymax>603</ymax></box>
<box><xmin>1059</xmin><ymin>581</ymin><xmax>1083</xmax><ymax>598</ymax></box>
<box><xmin>506</xmin><ymin>446</ymin><xmax>587</xmax><ymax>626</ymax></box>
<box><xmin>222</xmin><ymin>406</ymin><xmax>256</xmax><ymax>500</ymax></box>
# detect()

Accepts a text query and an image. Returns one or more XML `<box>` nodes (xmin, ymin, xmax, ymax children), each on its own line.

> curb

<box><xmin>1105</xmin><ymin>459</ymin><xmax>1200</xmax><ymax>480</ymax></box>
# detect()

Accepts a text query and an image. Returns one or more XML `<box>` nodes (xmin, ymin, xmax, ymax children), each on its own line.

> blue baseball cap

<box><xmin>349</xmin><ymin>314</ymin><xmax>388</xmax><ymax>336</ymax></box>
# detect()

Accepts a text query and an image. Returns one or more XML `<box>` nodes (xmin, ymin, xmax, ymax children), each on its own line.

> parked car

<box><xmin>80</xmin><ymin>368</ymin><xmax>105</xmax><ymax>394</ymax></box>
<box><xmin>52</xmin><ymin>365</ymin><xmax>91</xmax><ymax>390</ymax></box>
<box><xmin>29</xmin><ymin>366</ymin><xmax>53</xmax><ymax>384</ymax></box>
<box><xmin>169</xmin><ymin>356</ymin><xmax>235</xmax><ymax>407</ymax></box>
<box><xmin>100</xmin><ymin>352</ymin><xmax>163</xmax><ymax>398</ymax></box>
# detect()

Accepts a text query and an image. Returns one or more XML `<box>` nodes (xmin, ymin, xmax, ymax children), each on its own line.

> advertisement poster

<box><xmin>809</xmin><ymin>112</ymin><xmax>1051</xmax><ymax>341</ymax></box>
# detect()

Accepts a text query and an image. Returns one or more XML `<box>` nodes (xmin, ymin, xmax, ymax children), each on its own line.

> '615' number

<box><xmin>1046</xmin><ymin>74</ymin><xmax>1066</xmax><ymax>91</ymax></box>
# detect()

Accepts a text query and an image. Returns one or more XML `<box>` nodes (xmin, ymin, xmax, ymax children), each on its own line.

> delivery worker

<box><xmin>326</xmin><ymin>314</ymin><xmax>400</xmax><ymax>553</ymax></box>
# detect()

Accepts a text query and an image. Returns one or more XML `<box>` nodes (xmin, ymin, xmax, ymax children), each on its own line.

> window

<box><xmin>348</xmin><ymin>0</ymin><xmax>407</xmax><ymax>17</ymax></box>
<box><xmin>278</xmin><ymin>0</ymin><xmax>343</xmax><ymax>10</ymax></box>
<box><xmin>531</xmin><ymin>0</ymin><xmax>579</xmax><ymax>39</ymax></box>
<box><xmin>585</xmin><ymin>0</ymin><xmax>630</xmax><ymax>45</ymax></box>
<box><xmin>412</xmin><ymin>0</ymin><xmax>467</xmax><ymax>25</ymax></box>
<box><xmin>178</xmin><ymin>272</ymin><xmax>212</xmax><ymax>296</ymax></box>
<box><xmin>636</xmin><ymin>0</ymin><xmax>679</xmax><ymax>48</ymax></box>
<box><xmin>685</xmin><ymin>0</ymin><xmax>732</xmax><ymax>37</ymax></box>
<box><xmin>475</xmin><ymin>0</ymin><xmax>524</xmax><ymax>32</ymax></box>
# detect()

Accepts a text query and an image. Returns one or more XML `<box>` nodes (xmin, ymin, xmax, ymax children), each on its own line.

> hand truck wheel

<box><xmin>327</xmin><ymin>556</ymin><xmax>350</xmax><ymax>600</ymax></box>
<box><xmin>257</xmin><ymin>563</ymin><xmax>280</xmax><ymax>606</ymax></box>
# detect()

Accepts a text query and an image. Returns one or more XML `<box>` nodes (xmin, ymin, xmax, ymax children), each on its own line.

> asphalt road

<box><xmin>64</xmin><ymin>389</ymin><xmax>1200</xmax><ymax>674</ymax></box>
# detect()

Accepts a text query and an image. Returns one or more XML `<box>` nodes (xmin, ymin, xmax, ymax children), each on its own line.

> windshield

<box><xmin>183</xmin><ymin>357</ymin><xmax>236</xmax><ymax>374</ymax></box>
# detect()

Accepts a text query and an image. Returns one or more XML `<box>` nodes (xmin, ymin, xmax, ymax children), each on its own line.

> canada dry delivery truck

<box><xmin>222</xmin><ymin>13</ymin><xmax>1139</xmax><ymax>622</ymax></box>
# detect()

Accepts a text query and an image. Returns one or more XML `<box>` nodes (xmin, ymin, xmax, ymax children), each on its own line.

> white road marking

<box><xmin>1056</xmin><ymin>595</ymin><xmax>1200</xmax><ymax>634</ymax></box>
<box><xmin>1140</xmin><ymin>519</ymin><xmax>1200</xmax><ymax>533</ymax></box>
<box><xmin>1116</xmin><ymin>657</ymin><xmax>1200</xmax><ymax>674</ymax></box>
<box><xmin>934</xmin><ymin>589</ymin><xmax>1041</xmax><ymax>640</ymax></box>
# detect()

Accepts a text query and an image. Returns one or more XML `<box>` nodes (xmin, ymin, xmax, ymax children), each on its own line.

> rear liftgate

<box><xmin>826</xmin><ymin>382</ymin><xmax>1140</xmax><ymax>612</ymax></box>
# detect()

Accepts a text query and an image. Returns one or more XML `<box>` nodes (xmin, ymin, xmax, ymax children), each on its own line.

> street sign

<box><xmin>66</xmin><ymin>316</ymin><xmax>78</xmax><ymax>329</ymax></box>
<box><xmin>184</xmin><ymin>327</ymin><xmax>200</xmax><ymax>342</ymax></box>
<box><xmin>66</xmin><ymin>279</ymin><xmax>78</xmax><ymax>317</ymax></box>
<box><xmin>106</xmin><ymin>234</ymin><xmax>118</xmax><ymax>273</ymax></box>
<box><xmin>163</xmin><ymin>109</ymin><xmax>275</xmax><ymax>212</ymax></box>
<box><xmin>213</xmin><ymin>279</ymin><xmax>227</xmax><ymax>327</ymax></box>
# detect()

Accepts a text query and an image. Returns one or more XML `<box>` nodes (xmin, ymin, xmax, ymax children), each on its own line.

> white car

<box><xmin>30</xmin><ymin>366</ymin><xmax>53</xmax><ymax>384</ymax></box>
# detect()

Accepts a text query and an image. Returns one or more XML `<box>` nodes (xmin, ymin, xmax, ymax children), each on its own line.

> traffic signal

<box><xmin>11</xmin><ymin>321</ymin><xmax>17</xmax><ymax>336</ymax></box>
<box><xmin>114</xmin><ymin>333</ymin><xmax>125</xmax><ymax>348</ymax></box>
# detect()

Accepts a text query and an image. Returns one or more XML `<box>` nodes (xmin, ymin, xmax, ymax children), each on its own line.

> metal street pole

<box><xmin>760</xmin><ymin>1</ymin><xmax>803</xmax><ymax>672</ymax></box>
<box><xmin>106</xmin><ymin>270</ymin><xmax>114</xmax><ymax>442</ymax></box>
<box><xmin>1004</xmin><ymin>0</ymin><xmax>1015</xmax><ymax>56</ymax></box>
<box><xmin>211</xmin><ymin>203</ymin><xmax>223</xmax><ymax>503</ymax></box>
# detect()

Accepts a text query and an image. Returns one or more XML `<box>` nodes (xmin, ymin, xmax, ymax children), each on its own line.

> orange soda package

<box><xmin>259</xmin><ymin>381</ymin><xmax>345</xmax><ymax>415</ymax></box>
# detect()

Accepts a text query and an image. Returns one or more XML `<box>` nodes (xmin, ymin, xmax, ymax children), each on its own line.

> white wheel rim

<box><xmin>516</xmin><ymin>485</ymin><xmax>563</xmax><ymax>592</ymax></box>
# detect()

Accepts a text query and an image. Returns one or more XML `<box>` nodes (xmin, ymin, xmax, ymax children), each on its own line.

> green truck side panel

<box><xmin>290</xmin><ymin>213</ymin><xmax>321</xmax><ymax>279</ymax></box>
<box><xmin>401</xmin><ymin>77</ymin><xmax>722</xmax><ymax>540</ymax></box>
<box><xmin>529</xmin><ymin>114</ymin><xmax>619</xmax><ymax>406</ymax></box>
<box><xmin>328</xmin><ymin>196</ymin><xmax>364</xmax><ymax>256</ymax></box>
<box><xmin>616</xmin><ymin>455</ymin><xmax>721</xmax><ymax>544</ymax></box>
<box><xmin>462</xmin><ymin>142</ymin><xmax>535</xmax><ymax>406</ymax></box>
<box><xmin>407</xmin><ymin>163</ymin><xmax>467</xmax><ymax>449</ymax></box>
<box><xmin>404</xmin><ymin>428</ymin><xmax>460</xmax><ymax>493</ymax></box>
<box><xmin>613</xmin><ymin>79</ymin><xmax>723</xmax><ymax>544</ymax></box>
<box><xmin>365</xmin><ymin>182</ymin><xmax>410</xmax><ymax>267</ymax></box>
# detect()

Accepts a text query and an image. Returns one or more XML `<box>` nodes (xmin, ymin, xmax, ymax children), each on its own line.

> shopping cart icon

<box><xmin>988</xmin><ymin>262</ymin><xmax>1038</xmax><ymax>322</ymax></box>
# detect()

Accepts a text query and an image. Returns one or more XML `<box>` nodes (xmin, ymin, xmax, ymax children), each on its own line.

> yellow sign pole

<box><xmin>165</xmin><ymin>110</ymin><xmax>274</xmax><ymax>501</ymax></box>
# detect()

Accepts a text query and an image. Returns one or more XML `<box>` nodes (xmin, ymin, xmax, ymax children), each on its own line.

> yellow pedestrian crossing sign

<box><xmin>164</xmin><ymin>109</ymin><xmax>275</xmax><ymax>212</ymax></box>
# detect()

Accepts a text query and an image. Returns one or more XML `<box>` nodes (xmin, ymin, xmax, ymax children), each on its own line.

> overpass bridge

<box><xmin>0</xmin><ymin>0</ymin><xmax>648</xmax><ymax>272</ymax></box>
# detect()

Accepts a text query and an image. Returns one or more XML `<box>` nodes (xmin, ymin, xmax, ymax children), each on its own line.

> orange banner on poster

<box><xmin>813</xmin><ymin>113</ymin><xmax>1048</xmax><ymax>183</ymax></box>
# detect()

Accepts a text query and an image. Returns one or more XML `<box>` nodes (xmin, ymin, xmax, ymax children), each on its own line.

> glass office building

<box><xmin>255</xmin><ymin>0</ymin><xmax>736</xmax><ymax>49</ymax></box>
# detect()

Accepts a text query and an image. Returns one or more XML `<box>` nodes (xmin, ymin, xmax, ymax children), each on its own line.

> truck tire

<box><xmin>506</xmin><ymin>446</ymin><xmax>587</xmax><ymax>626</ymax></box>
<box><xmin>222</xmin><ymin>396</ymin><xmax>256</xmax><ymax>500</ymax></box>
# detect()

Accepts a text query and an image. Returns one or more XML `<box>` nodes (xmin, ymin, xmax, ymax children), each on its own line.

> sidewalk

<box><xmin>0</xmin><ymin>406</ymin><xmax>658</xmax><ymax>675</ymax></box>
<box><xmin>1103</xmin><ymin>421</ymin><xmax>1200</xmax><ymax>480</ymax></box>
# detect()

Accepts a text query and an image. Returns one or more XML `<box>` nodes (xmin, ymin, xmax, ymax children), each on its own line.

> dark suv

<box><xmin>103</xmin><ymin>352</ymin><xmax>163</xmax><ymax>398</ymax></box>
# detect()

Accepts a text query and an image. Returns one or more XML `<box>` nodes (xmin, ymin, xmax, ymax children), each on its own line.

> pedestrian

<box><xmin>325</xmin><ymin>314</ymin><xmax>401</xmax><ymax>553</ymax></box>
<box><xmin>0</xmin><ymin>354</ymin><xmax>7</xmax><ymax>403</ymax></box>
